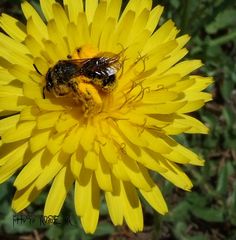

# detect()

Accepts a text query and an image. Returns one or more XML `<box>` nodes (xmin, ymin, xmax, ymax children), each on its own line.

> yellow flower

<box><xmin>0</xmin><ymin>0</ymin><xmax>212</xmax><ymax>233</ymax></box>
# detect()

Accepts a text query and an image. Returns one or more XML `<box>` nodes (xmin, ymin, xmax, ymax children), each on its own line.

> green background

<box><xmin>0</xmin><ymin>0</ymin><xmax>236</xmax><ymax>239</ymax></box>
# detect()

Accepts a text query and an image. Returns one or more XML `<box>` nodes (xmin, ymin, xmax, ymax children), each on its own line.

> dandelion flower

<box><xmin>0</xmin><ymin>0</ymin><xmax>212</xmax><ymax>233</ymax></box>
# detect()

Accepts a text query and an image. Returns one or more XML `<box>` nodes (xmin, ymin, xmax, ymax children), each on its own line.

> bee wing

<box><xmin>65</xmin><ymin>58</ymin><xmax>92</xmax><ymax>68</ymax></box>
<box><xmin>95</xmin><ymin>52</ymin><xmax>120</xmax><ymax>63</ymax></box>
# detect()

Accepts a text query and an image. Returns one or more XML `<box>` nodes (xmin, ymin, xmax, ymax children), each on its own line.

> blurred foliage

<box><xmin>0</xmin><ymin>0</ymin><xmax>236</xmax><ymax>239</ymax></box>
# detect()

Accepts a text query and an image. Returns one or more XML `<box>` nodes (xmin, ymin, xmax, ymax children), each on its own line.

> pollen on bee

<box><xmin>74</xmin><ymin>80</ymin><xmax>103</xmax><ymax>117</ymax></box>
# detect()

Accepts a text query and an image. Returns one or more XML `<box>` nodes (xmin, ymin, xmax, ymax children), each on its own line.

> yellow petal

<box><xmin>0</xmin><ymin>67</ymin><xmax>15</xmax><ymax>85</ymax></box>
<box><xmin>26</xmin><ymin>17</ymin><xmax>47</xmax><ymax>43</ymax></box>
<box><xmin>2</xmin><ymin>121</ymin><xmax>36</xmax><ymax>143</ymax></box>
<box><xmin>145</xmin><ymin>5</ymin><xmax>164</xmax><ymax>33</ymax></box>
<box><xmin>0</xmin><ymin>114</ymin><xmax>20</xmax><ymax>135</ymax></box>
<box><xmin>44</xmin><ymin>166</ymin><xmax>74</xmax><ymax>216</ymax></box>
<box><xmin>84</xmin><ymin>151</ymin><xmax>98</xmax><ymax>170</ymax></box>
<box><xmin>91</xmin><ymin>1</ymin><xmax>107</xmax><ymax>46</ymax></box>
<box><xmin>0</xmin><ymin>142</ymin><xmax>29</xmax><ymax>183</ymax></box>
<box><xmin>21</xmin><ymin>107</ymin><xmax>35</xmax><ymax>121</ymax></box>
<box><xmin>80</xmin><ymin>175</ymin><xmax>100</xmax><ymax>234</ymax></box>
<box><xmin>37</xmin><ymin>111</ymin><xmax>61</xmax><ymax>129</ymax></box>
<box><xmin>100</xmin><ymin>138</ymin><xmax>118</xmax><ymax>164</ymax></box>
<box><xmin>140</xmin><ymin>184</ymin><xmax>168</xmax><ymax>214</ymax></box>
<box><xmin>0</xmin><ymin>13</ymin><xmax>26</xmax><ymax>41</ymax></box>
<box><xmin>135</xmin><ymin>101</ymin><xmax>186</xmax><ymax>114</ymax></box>
<box><xmin>165</xmin><ymin>60</ymin><xmax>203</xmax><ymax>77</ymax></box>
<box><xmin>14</xmin><ymin>149</ymin><xmax>45</xmax><ymax>190</ymax></box>
<box><xmin>188</xmin><ymin>76</ymin><xmax>213</xmax><ymax>91</ymax></box>
<box><xmin>144</xmin><ymin>74</ymin><xmax>181</xmax><ymax>89</ymax></box>
<box><xmin>95</xmin><ymin>154</ymin><xmax>112</xmax><ymax>191</ymax></box>
<box><xmin>70</xmin><ymin>151</ymin><xmax>83</xmax><ymax>180</ymax></box>
<box><xmin>99</xmin><ymin>17</ymin><xmax>116</xmax><ymax>51</ymax></box>
<box><xmin>139</xmin><ymin>148</ymin><xmax>167</xmax><ymax>173</ymax></box>
<box><xmin>140</xmin><ymin>130</ymin><xmax>172</xmax><ymax>154</ymax></box>
<box><xmin>23</xmin><ymin>83</ymin><xmax>42</xmax><ymax>99</ymax></box>
<box><xmin>8</xmin><ymin>65</ymin><xmax>34</xmax><ymax>84</ymax></box>
<box><xmin>105</xmin><ymin>176</ymin><xmax>123</xmax><ymax>225</ymax></box>
<box><xmin>77</xmin><ymin>12</ymin><xmax>91</xmax><ymax>45</ymax></box>
<box><xmin>159</xmin><ymin>160</ymin><xmax>193</xmax><ymax>190</ymax></box>
<box><xmin>63</xmin><ymin>126</ymin><xmax>83</xmax><ymax>154</ymax></box>
<box><xmin>74</xmin><ymin>167</ymin><xmax>93</xmax><ymax>216</ymax></box>
<box><xmin>85</xmin><ymin>0</ymin><xmax>98</xmax><ymax>24</ymax></box>
<box><xmin>47</xmin><ymin>132</ymin><xmax>66</xmax><ymax>155</ymax></box>
<box><xmin>175</xmin><ymin>114</ymin><xmax>209</xmax><ymax>134</ymax></box>
<box><xmin>0</xmin><ymin>32</ymin><xmax>30</xmax><ymax>55</ymax></box>
<box><xmin>12</xmin><ymin>181</ymin><xmax>42</xmax><ymax>212</ymax></box>
<box><xmin>125</xmin><ymin>112</ymin><xmax>169</xmax><ymax>128</ymax></box>
<box><xmin>33</xmin><ymin>57</ymin><xmax>49</xmax><ymax>75</ymax></box>
<box><xmin>39</xmin><ymin>0</ymin><xmax>55</xmax><ymax>20</ymax></box>
<box><xmin>0</xmin><ymin>35</ymin><xmax>32</xmax><ymax>67</ymax></box>
<box><xmin>67</xmin><ymin>22</ymin><xmax>82</xmax><ymax>53</ymax></box>
<box><xmin>0</xmin><ymin>141</ymin><xmax>27</xmax><ymax>166</ymax></box>
<box><xmin>155</xmin><ymin>48</ymin><xmax>188</xmax><ymax>75</ymax></box>
<box><xmin>21</xmin><ymin>1</ymin><xmax>47</xmax><ymax>39</ymax></box>
<box><xmin>177</xmin><ymin>100</ymin><xmax>205</xmax><ymax>113</ymax></box>
<box><xmin>35</xmin><ymin>99</ymin><xmax>66</xmax><ymax>111</ymax></box>
<box><xmin>24</xmin><ymin>35</ymin><xmax>44</xmax><ymax>58</ymax></box>
<box><xmin>30</xmin><ymin>129</ymin><xmax>51</xmax><ymax>153</ymax></box>
<box><xmin>107</xmin><ymin>0</ymin><xmax>122</xmax><ymax>21</ymax></box>
<box><xmin>184</xmin><ymin>92</ymin><xmax>212</xmax><ymax>102</ymax></box>
<box><xmin>121</xmin><ymin>0</ymin><xmax>151</xmax><ymax>18</ymax></box>
<box><xmin>52</xmin><ymin>3</ymin><xmax>69</xmax><ymax>37</ymax></box>
<box><xmin>80</xmin><ymin>124</ymin><xmax>96</xmax><ymax>151</ymax></box>
<box><xmin>117</xmin><ymin>121</ymin><xmax>148</xmax><ymax>147</ymax></box>
<box><xmin>128</xmin><ymin>9</ymin><xmax>150</xmax><ymax>44</ymax></box>
<box><xmin>143</xmin><ymin>20</ymin><xmax>176</xmax><ymax>54</ymax></box>
<box><xmin>55</xmin><ymin>112</ymin><xmax>78</xmax><ymax>133</ymax></box>
<box><xmin>163</xmin><ymin>137</ymin><xmax>205</xmax><ymax>166</ymax></box>
<box><xmin>121</xmin><ymin>181</ymin><xmax>143</xmax><ymax>232</ymax></box>
<box><xmin>0</xmin><ymin>96</ymin><xmax>29</xmax><ymax>111</ymax></box>
<box><xmin>111</xmin><ymin>160</ymin><xmax>129</xmax><ymax>181</ymax></box>
<box><xmin>35</xmin><ymin>151</ymin><xmax>69</xmax><ymax>190</ymax></box>
<box><xmin>63</xmin><ymin>0</ymin><xmax>83</xmax><ymax>23</ymax></box>
<box><xmin>115</xmin><ymin>11</ymin><xmax>135</xmax><ymax>47</ymax></box>
<box><xmin>42</xmin><ymin>40</ymin><xmax>63</xmax><ymax>63</ymax></box>
<box><xmin>121</xmin><ymin>154</ymin><xmax>152</xmax><ymax>191</ymax></box>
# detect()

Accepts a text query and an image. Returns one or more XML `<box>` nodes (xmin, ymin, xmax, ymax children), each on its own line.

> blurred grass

<box><xmin>0</xmin><ymin>0</ymin><xmax>236</xmax><ymax>239</ymax></box>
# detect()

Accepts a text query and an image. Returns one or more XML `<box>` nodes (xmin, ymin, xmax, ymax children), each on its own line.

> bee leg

<box><xmin>76</xmin><ymin>82</ymin><xmax>103</xmax><ymax>117</ymax></box>
<box><xmin>43</xmin><ymin>86</ymin><xmax>46</xmax><ymax>99</ymax></box>
<box><xmin>68</xmin><ymin>80</ymin><xmax>78</xmax><ymax>94</ymax></box>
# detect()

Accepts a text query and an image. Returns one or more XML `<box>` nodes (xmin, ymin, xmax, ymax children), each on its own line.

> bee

<box><xmin>43</xmin><ymin>51</ymin><xmax>122</xmax><ymax>98</ymax></box>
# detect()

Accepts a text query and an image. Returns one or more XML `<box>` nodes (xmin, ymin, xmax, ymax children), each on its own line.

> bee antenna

<box><xmin>33</xmin><ymin>64</ymin><xmax>43</xmax><ymax>76</ymax></box>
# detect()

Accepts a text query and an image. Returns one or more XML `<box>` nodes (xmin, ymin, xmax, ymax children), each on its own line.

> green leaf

<box><xmin>187</xmin><ymin>234</ymin><xmax>209</xmax><ymax>240</ymax></box>
<box><xmin>230</xmin><ymin>183</ymin><xmax>236</xmax><ymax>216</ymax></box>
<box><xmin>94</xmin><ymin>222</ymin><xmax>115</xmax><ymax>237</ymax></box>
<box><xmin>61</xmin><ymin>225</ymin><xmax>83</xmax><ymax>240</ymax></box>
<box><xmin>221</xmin><ymin>80</ymin><xmax>235</xmax><ymax>102</ymax></box>
<box><xmin>2</xmin><ymin>211</ymin><xmax>38</xmax><ymax>234</ymax></box>
<box><xmin>45</xmin><ymin>225</ymin><xmax>62</xmax><ymax>240</ymax></box>
<box><xmin>186</xmin><ymin>192</ymin><xmax>207</xmax><ymax>207</ymax></box>
<box><xmin>206</xmin><ymin>9</ymin><xmax>236</xmax><ymax>34</ymax></box>
<box><xmin>216</xmin><ymin>162</ymin><xmax>228</xmax><ymax>195</ymax></box>
<box><xmin>191</xmin><ymin>207</ymin><xmax>224</xmax><ymax>222</ymax></box>
<box><xmin>165</xmin><ymin>202</ymin><xmax>190</xmax><ymax>222</ymax></box>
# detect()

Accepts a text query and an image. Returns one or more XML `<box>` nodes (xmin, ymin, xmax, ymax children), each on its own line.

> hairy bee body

<box><xmin>44</xmin><ymin>53</ymin><xmax>122</xmax><ymax>97</ymax></box>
